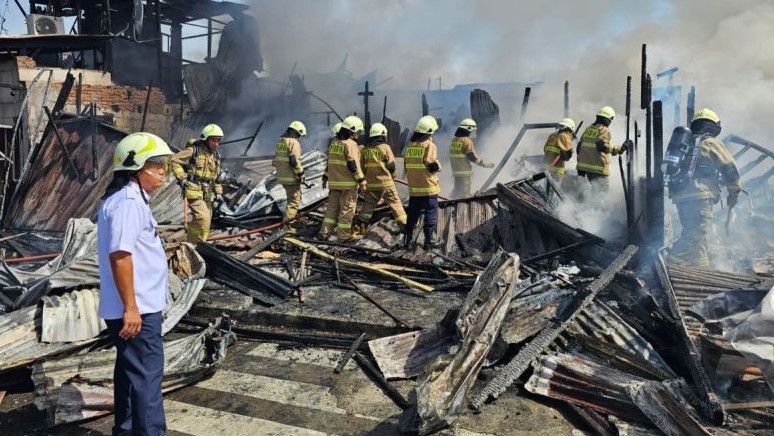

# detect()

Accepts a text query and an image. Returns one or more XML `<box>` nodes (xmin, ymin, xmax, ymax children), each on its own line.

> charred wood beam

<box><xmin>354</xmin><ymin>351</ymin><xmax>411</xmax><ymax>410</ymax></box>
<box><xmin>627</xmin><ymin>380</ymin><xmax>711</xmax><ymax>436</ymax></box>
<box><xmin>334</xmin><ymin>332</ymin><xmax>367</xmax><ymax>374</ymax></box>
<box><xmin>239</xmin><ymin>229</ymin><xmax>286</xmax><ymax>262</ymax></box>
<box><xmin>469</xmin><ymin>245</ymin><xmax>638</xmax><ymax>410</ymax></box>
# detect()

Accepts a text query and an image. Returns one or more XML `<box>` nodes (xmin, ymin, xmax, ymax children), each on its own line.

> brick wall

<box><xmin>16</xmin><ymin>56</ymin><xmax>181</xmax><ymax>140</ymax></box>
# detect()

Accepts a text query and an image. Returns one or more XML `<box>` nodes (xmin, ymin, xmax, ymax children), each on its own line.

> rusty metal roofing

<box><xmin>3</xmin><ymin>117</ymin><xmax>126</xmax><ymax>232</ymax></box>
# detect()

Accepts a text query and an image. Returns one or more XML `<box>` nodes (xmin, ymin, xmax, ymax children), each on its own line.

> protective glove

<box><xmin>595</xmin><ymin>138</ymin><xmax>607</xmax><ymax>152</ymax></box>
<box><xmin>621</xmin><ymin>139</ymin><xmax>634</xmax><ymax>153</ymax></box>
<box><xmin>298</xmin><ymin>173</ymin><xmax>305</xmax><ymax>185</ymax></box>
<box><xmin>560</xmin><ymin>150</ymin><xmax>573</xmax><ymax>161</ymax></box>
<box><xmin>321</xmin><ymin>175</ymin><xmax>328</xmax><ymax>189</ymax></box>
<box><xmin>483</xmin><ymin>162</ymin><xmax>495</xmax><ymax>168</ymax></box>
<box><xmin>727</xmin><ymin>192</ymin><xmax>738</xmax><ymax>209</ymax></box>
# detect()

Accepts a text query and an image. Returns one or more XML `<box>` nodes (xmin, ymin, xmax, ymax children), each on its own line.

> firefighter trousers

<box><xmin>671</xmin><ymin>198</ymin><xmax>713</xmax><ymax>269</ymax></box>
<box><xmin>405</xmin><ymin>195</ymin><xmax>439</xmax><ymax>242</ymax></box>
<box><xmin>186</xmin><ymin>198</ymin><xmax>212</xmax><ymax>243</ymax></box>
<box><xmin>357</xmin><ymin>186</ymin><xmax>407</xmax><ymax>225</ymax></box>
<box><xmin>577</xmin><ymin>170</ymin><xmax>609</xmax><ymax>193</ymax></box>
<box><xmin>320</xmin><ymin>189</ymin><xmax>358</xmax><ymax>240</ymax></box>
<box><xmin>451</xmin><ymin>176</ymin><xmax>472</xmax><ymax>199</ymax></box>
<box><xmin>282</xmin><ymin>183</ymin><xmax>302</xmax><ymax>219</ymax></box>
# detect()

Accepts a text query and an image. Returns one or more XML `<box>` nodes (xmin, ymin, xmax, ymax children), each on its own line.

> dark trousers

<box><xmin>106</xmin><ymin>311</ymin><xmax>166</xmax><ymax>436</ymax></box>
<box><xmin>405</xmin><ymin>195</ymin><xmax>439</xmax><ymax>240</ymax></box>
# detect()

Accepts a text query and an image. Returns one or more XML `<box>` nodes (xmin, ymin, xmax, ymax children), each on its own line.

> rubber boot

<box><xmin>403</xmin><ymin>231</ymin><xmax>415</xmax><ymax>250</ymax></box>
<box><xmin>423</xmin><ymin>227</ymin><xmax>441</xmax><ymax>251</ymax></box>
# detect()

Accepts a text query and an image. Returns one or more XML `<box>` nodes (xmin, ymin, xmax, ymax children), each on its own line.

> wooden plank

<box><xmin>368</xmin><ymin>326</ymin><xmax>455</xmax><ymax>379</ymax></box>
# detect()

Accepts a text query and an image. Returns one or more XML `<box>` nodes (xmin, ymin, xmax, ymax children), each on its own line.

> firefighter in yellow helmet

<box><xmin>171</xmin><ymin>123</ymin><xmax>224</xmax><ymax>242</ymax></box>
<box><xmin>576</xmin><ymin>106</ymin><xmax>632</xmax><ymax>190</ymax></box>
<box><xmin>449</xmin><ymin>118</ymin><xmax>494</xmax><ymax>198</ymax></box>
<box><xmin>318</xmin><ymin>115</ymin><xmax>366</xmax><ymax>242</ymax></box>
<box><xmin>353</xmin><ymin>123</ymin><xmax>407</xmax><ymax>235</ymax></box>
<box><xmin>669</xmin><ymin>108</ymin><xmax>741</xmax><ymax>268</ymax></box>
<box><xmin>403</xmin><ymin>115</ymin><xmax>442</xmax><ymax>250</ymax></box>
<box><xmin>273</xmin><ymin>121</ymin><xmax>307</xmax><ymax>233</ymax></box>
<box><xmin>543</xmin><ymin>118</ymin><xmax>576</xmax><ymax>178</ymax></box>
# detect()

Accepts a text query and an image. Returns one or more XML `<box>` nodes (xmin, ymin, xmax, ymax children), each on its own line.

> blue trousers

<box><xmin>405</xmin><ymin>195</ymin><xmax>439</xmax><ymax>239</ymax></box>
<box><xmin>106</xmin><ymin>311</ymin><xmax>166</xmax><ymax>436</ymax></box>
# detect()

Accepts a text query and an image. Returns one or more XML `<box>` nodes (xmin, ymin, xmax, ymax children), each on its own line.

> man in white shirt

<box><xmin>98</xmin><ymin>132</ymin><xmax>173</xmax><ymax>436</ymax></box>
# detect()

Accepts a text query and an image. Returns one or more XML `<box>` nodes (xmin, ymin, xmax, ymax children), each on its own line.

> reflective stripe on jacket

<box><xmin>670</xmin><ymin>136</ymin><xmax>741</xmax><ymax>202</ymax></box>
<box><xmin>449</xmin><ymin>136</ymin><xmax>479</xmax><ymax>177</ymax></box>
<box><xmin>543</xmin><ymin>131</ymin><xmax>574</xmax><ymax>175</ymax></box>
<box><xmin>273</xmin><ymin>137</ymin><xmax>303</xmax><ymax>185</ymax></box>
<box><xmin>361</xmin><ymin>142</ymin><xmax>396</xmax><ymax>189</ymax></box>
<box><xmin>171</xmin><ymin>142</ymin><xmax>222</xmax><ymax>199</ymax></box>
<box><xmin>576</xmin><ymin>124</ymin><xmax>621</xmax><ymax>176</ymax></box>
<box><xmin>326</xmin><ymin>138</ymin><xmax>364</xmax><ymax>190</ymax></box>
<box><xmin>404</xmin><ymin>139</ymin><xmax>440</xmax><ymax>196</ymax></box>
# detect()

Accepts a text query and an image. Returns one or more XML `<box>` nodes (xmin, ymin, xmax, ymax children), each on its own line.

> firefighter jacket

<box><xmin>670</xmin><ymin>136</ymin><xmax>741</xmax><ymax>203</ymax></box>
<box><xmin>449</xmin><ymin>136</ymin><xmax>483</xmax><ymax>177</ymax></box>
<box><xmin>576</xmin><ymin>124</ymin><xmax>623</xmax><ymax>176</ymax></box>
<box><xmin>543</xmin><ymin>130</ymin><xmax>574</xmax><ymax>175</ymax></box>
<box><xmin>404</xmin><ymin>138</ymin><xmax>441</xmax><ymax>197</ymax></box>
<box><xmin>273</xmin><ymin>137</ymin><xmax>304</xmax><ymax>185</ymax></box>
<box><xmin>171</xmin><ymin>140</ymin><xmax>222</xmax><ymax>201</ymax></box>
<box><xmin>325</xmin><ymin>138</ymin><xmax>364</xmax><ymax>190</ymax></box>
<box><xmin>361</xmin><ymin>142</ymin><xmax>397</xmax><ymax>189</ymax></box>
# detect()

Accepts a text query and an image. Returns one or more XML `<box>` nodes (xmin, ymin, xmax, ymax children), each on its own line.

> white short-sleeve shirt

<box><xmin>97</xmin><ymin>181</ymin><xmax>168</xmax><ymax>320</ymax></box>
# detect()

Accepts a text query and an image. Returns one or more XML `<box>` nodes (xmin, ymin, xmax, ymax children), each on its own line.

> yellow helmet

<box><xmin>369</xmin><ymin>123</ymin><xmax>388</xmax><ymax>138</ymax></box>
<box><xmin>200</xmin><ymin>124</ymin><xmax>224</xmax><ymax>139</ymax></box>
<box><xmin>415</xmin><ymin>115</ymin><xmax>439</xmax><ymax>134</ymax></box>
<box><xmin>692</xmin><ymin>108</ymin><xmax>720</xmax><ymax>124</ymax></box>
<box><xmin>597</xmin><ymin>106</ymin><xmax>616</xmax><ymax>120</ymax></box>
<box><xmin>113</xmin><ymin>132</ymin><xmax>173</xmax><ymax>171</ymax></box>
<box><xmin>331</xmin><ymin>122</ymin><xmax>343</xmax><ymax>135</ymax></box>
<box><xmin>458</xmin><ymin>118</ymin><xmax>477</xmax><ymax>132</ymax></box>
<box><xmin>341</xmin><ymin>115</ymin><xmax>365</xmax><ymax>133</ymax></box>
<box><xmin>557</xmin><ymin>118</ymin><xmax>576</xmax><ymax>131</ymax></box>
<box><xmin>289</xmin><ymin>120</ymin><xmax>307</xmax><ymax>136</ymax></box>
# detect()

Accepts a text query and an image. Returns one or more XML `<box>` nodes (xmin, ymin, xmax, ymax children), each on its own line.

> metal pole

<box><xmin>651</xmin><ymin>100</ymin><xmax>664</xmax><ymax>249</ymax></box>
<box><xmin>621</xmin><ymin>76</ymin><xmax>632</xmax><ymax>235</ymax></box>
<box><xmin>520</xmin><ymin>87</ymin><xmax>531</xmax><ymax>121</ymax></box>
<box><xmin>206</xmin><ymin>18</ymin><xmax>212</xmax><ymax>61</ymax></box>
<box><xmin>563</xmin><ymin>81</ymin><xmax>569</xmax><ymax>118</ymax></box>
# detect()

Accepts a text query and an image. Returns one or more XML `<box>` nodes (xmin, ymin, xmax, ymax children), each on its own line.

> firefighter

<box><xmin>403</xmin><ymin>115</ymin><xmax>442</xmax><ymax>250</ymax></box>
<box><xmin>543</xmin><ymin>118</ymin><xmax>576</xmax><ymax>179</ymax></box>
<box><xmin>318</xmin><ymin>115</ymin><xmax>366</xmax><ymax>242</ymax></box>
<box><xmin>449</xmin><ymin>118</ymin><xmax>494</xmax><ymax>198</ymax></box>
<box><xmin>273</xmin><ymin>121</ymin><xmax>307</xmax><ymax>233</ymax></box>
<box><xmin>353</xmin><ymin>123</ymin><xmax>407</xmax><ymax>235</ymax></box>
<box><xmin>670</xmin><ymin>108</ymin><xmax>741</xmax><ymax>268</ymax></box>
<box><xmin>171</xmin><ymin>124</ymin><xmax>224</xmax><ymax>243</ymax></box>
<box><xmin>576</xmin><ymin>106</ymin><xmax>632</xmax><ymax>190</ymax></box>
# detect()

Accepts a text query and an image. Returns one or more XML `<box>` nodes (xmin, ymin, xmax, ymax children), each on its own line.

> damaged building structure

<box><xmin>0</xmin><ymin>1</ymin><xmax>773</xmax><ymax>435</ymax></box>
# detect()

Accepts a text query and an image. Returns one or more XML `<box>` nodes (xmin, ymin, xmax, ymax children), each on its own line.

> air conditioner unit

<box><xmin>26</xmin><ymin>14</ymin><xmax>65</xmax><ymax>35</ymax></box>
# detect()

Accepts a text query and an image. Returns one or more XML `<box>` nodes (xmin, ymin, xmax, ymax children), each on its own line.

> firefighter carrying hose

<box><xmin>353</xmin><ymin>123</ymin><xmax>407</xmax><ymax>235</ymax></box>
<box><xmin>171</xmin><ymin>124</ymin><xmax>224</xmax><ymax>242</ymax></box>
<box><xmin>449</xmin><ymin>118</ymin><xmax>494</xmax><ymax>198</ymax></box>
<box><xmin>576</xmin><ymin>106</ymin><xmax>632</xmax><ymax>191</ymax></box>
<box><xmin>543</xmin><ymin>118</ymin><xmax>576</xmax><ymax>178</ymax></box>
<box><xmin>318</xmin><ymin>115</ymin><xmax>366</xmax><ymax>242</ymax></box>
<box><xmin>273</xmin><ymin>120</ymin><xmax>307</xmax><ymax>234</ymax></box>
<box><xmin>668</xmin><ymin>108</ymin><xmax>741</xmax><ymax>268</ymax></box>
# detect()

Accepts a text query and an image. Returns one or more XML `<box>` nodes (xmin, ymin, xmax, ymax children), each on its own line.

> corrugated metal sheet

<box><xmin>3</xmin><ymin>118</ymin><xmax>126</xmax><ymax>232</ymax></box>
<box><xmin>0</xmin><ymin>242</ymin><xmax>207</xmax><ymax>372</ymax></box>
<box><xmin>40</xmin><ymin>288</ymin><xmax>105</xmax><ymax>343</ymax></box>
<box><xmin>31</xmin><ymin>320</ymin><xmax>234</xmax><ymax>425</ymax></box>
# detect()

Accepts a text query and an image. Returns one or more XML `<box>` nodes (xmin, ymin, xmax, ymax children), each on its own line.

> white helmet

<box><xmin>341</xmin><ymin>115</ymin><xmax>365</xmax><ymax>133</ymax></box>
<box><xmin>369</xmin><ymin>123</ymin><xmax>388</xmax><ymax>138</ymax></box>
<box><xmin>289</xmin><ymin>120</ymin><xmax>307</xmax><ymax>136</ymax></box>
<box><xmin>557</xmin><ymin>118</ymin><xmax>576</xmax><ymax>131</ymax></box>
<box><xmin>113</xmin><ymin>132</ymin><xmax>173</xmax><ymax>171</ymax></box>
<box><xmin>415</xmin><ymin>115</ymin><xmax>439</xmax><ymax>134</ymax></box>
<box><xmin>458</xmin><ymin>118</ymin><xmax>477</xmax><ymax>132</ymax></box>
